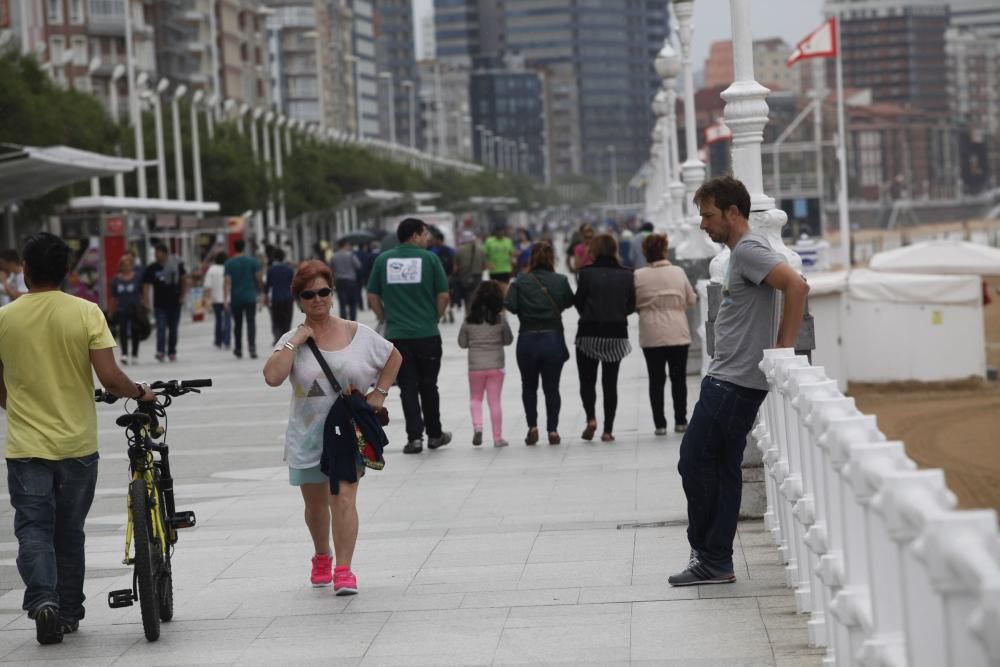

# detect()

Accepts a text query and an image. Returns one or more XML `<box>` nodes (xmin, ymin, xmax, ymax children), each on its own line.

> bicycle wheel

<box><xmin>130</xmin><ymin>477</ymin><xmax>161</xmax><ymax>641</ymax></box>
<box><xmin>156</xmin><ymin>489</ymin><xmax>174</xmax><ymax>622</ymax></box>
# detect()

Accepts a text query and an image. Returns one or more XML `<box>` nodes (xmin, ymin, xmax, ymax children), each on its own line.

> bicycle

<box><xmin>95</xmin><ymin>378</ymin><xmax>212</xmax><ymax>641</ymax></box>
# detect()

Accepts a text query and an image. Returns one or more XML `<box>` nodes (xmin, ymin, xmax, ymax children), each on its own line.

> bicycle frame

<box><xmin>121</xmin><ymin>422</ymin><xmax>176</xmax><ymax>564</ymax></box>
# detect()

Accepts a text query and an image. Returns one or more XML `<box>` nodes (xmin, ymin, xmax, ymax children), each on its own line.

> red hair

<box><xmin>291</xmin><ymin>260</ymin><xmax>333</xmax><ymax>298</ymax></box>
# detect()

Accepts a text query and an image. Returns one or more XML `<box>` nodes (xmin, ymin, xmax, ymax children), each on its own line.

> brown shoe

<box><xmin>581</xmin><ymin>421</ymin><xmax>597</xmax><ymax>441</ymax></box>
<box><xmin>548</xmin><ymin>432</ymin><xmax>561</xmax><ymax>445</ymax></box>
<box><xmin>525</xmin><ymin>427</ymin><xmax>539</xmax><ymax>446</ymax></box>
<box><xmin>600</xmin><ymin>432</ymin><xmax>615</xmax><ymax>442</ymax></box>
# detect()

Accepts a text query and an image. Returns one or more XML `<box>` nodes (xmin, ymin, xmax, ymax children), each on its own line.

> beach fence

<box><xmin>757</xmin><ymin>348</ymin><xmax>1000</xmax><ymax>667</ymax></box>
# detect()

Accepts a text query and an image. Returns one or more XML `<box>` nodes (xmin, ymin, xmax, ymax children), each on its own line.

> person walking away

<box><xmin>483</xmin><ymin>226</ymin><xmax>515</xmax><ymax>286</ymax></box>
<box><xmin>669</xmin><ymin>176</ymin><xmax>808</xmax><ymax>587</ymax></box>
<box><xmin>514</xmin><ymin>228</ymin><xmax>534</xmax><ymax>274</ymax></box>
<box><xmin>0</xmin><ymin>250</ymin><xmax>28</xmax><ymax>302</ymax></box>
<box><xmin>574</xmin><ymin>233</ymin><xmax>635</xmax><ymax>442</ymax></box>
<box><xmin>330</xmin><ymin>240</ymin><xmax>362</xmax><ymax>321</ymax></box>
<box><xmin>454</xmin><ymin>230</ymin><xmax>486</xmax><ymax>312</ymax></box>
<box><xmin>264</xmin><ymin>260</ymin><xmax>402</xmax><ymax>595</ymax></box>
<box><xmin>266</xmin><ymin>248</ymin><xmax>295</xmax><ymax>344</ymax></box>
<box><xmin>631</xmin><ymin>221</ymin><xmax>655</xmax><ymax>269</ymax></box>
<box><xmin>634</xmin><ymin>233</ymin><xmax>696</xmax><ymax>436</ymax></box>
<box><xmin>504</xmin><ymin>242</ymin><xmax>575</xmax><ymax>445</ymax></box>
<box><xmin>367</xmin><ymin>218</ymin><xmax>452</xmax><ymax>454</ymax></box>
<box><xmin>1</xmin><ymin>233</ymin><xmax>155</xmax><ymax>645</ymax></box>
<box><xmin>619</xmin><ymin>230</ymin><xmax>635</xmax><ymax>269</ymax></box>
<box><xmin>355</xmin><ymin>243</ymin><xmax>377</xmax><ymax>312</ymax></box>
<box><xmin>569</xmin><ymin>224</ymin><xmax>596</xmax><ymax>278</ymax></box>
<box><xmin>204</xmin><ymin>252</ymin><xmax>231</xmax><ymax>349</ymax></box>
<box><xmin>225</xmin><ymin>239</ymin><xmax>263</xmax><ymax>359</ymax></box>
<box><xmin>142</xmin><ymin>244</ymin><xmax>187</xmax><ymax>362</ymax></box>
<box><xmin>458</xmin><ymin>281</ymin><xmax>513</xmax><ymax>447</ymax></box>
<box><xmin>109</xmin><ymin>254</ymin><xmax>143</xmax><ymax>364</ymax></box>
<box><xmin>429</xmin><ymin>228</ymin><xmax>457</xmax><ymax>323</ymax></box>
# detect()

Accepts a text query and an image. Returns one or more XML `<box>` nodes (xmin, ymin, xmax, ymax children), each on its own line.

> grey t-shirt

<box><xmin>708</xmin><ymin>232</ymin><xmax>784</xmax><ymax>391</ymax></box>
<box><xmin>329</xmin><ymin>250</ymin><xmax>362</xmax><ymax>283</ymax></box>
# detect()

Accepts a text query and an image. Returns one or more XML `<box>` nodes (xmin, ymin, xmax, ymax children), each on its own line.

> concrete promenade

<box><xmin>0</xmin><ymin>303</ymin><xmax>822</xmax><ymax>665</ymax></box>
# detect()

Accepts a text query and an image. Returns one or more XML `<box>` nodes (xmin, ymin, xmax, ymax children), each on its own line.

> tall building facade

<box><xmin>433</xmin><ymin>0</ymin><xmax>504</xmax><ymax>65</ymax></box>
<box><xmin>503</xmin><ymin>0</ymin><xmax>669</xmax><ymax>182</ymax></box>
<box><xmin>350</xmin><ymin>0</ymin><xmax>379</xmax><ymax>138</ymax></box>
<box><xmin>373</xmin><ymin>0</ymin><xmax>417</xmax><ymax>147</ymax></box>
<box><xmin>469</xmin><ymin>57</ymin><xmax>545</xmax><ymax>178</ymax></box>
<box><xmin>946</xmin><ymin>25</ymin><xmax>999</xmax><ymax>191</ymax></box>
<box><xmin>418</xmin><ymin>58</ymin><xmax>471</xmax><ymax>159</ymax></box>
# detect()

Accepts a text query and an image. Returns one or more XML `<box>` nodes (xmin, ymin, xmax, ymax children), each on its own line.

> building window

<box><xmin>49</xmin><ymin>35</ymin><xmax>65</xmax><ymax>63</ymax></box>
<box><xmin>69</xmin><ymin>0</ymin><xmax>84</xmax><ymax>24</ymax></box>
<box><xmin>72</xmin><ymin>36</ymin><xmax>87</xmax><ymax>65</ymax></box>
<box><xmin>47</xmin><ymin>0</ymin><xmax>64</xmax><ymax>24</ymax></box>
<box><xmin>858</xmin><ymin>130</ymin><xmax>883</xmax><ymax>187</ymax></box>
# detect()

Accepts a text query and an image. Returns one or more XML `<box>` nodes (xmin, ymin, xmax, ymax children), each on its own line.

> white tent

<box><xmin>869</xmin><ymin>239</ymin><xmax>1000</xmax><ymax>275</ymax></box>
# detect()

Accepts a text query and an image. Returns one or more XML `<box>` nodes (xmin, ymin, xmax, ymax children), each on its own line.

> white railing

<box><xmin>756</xmin><ymin>348</ymin><xmax>1000</xmax><ymax>667</ymax></box>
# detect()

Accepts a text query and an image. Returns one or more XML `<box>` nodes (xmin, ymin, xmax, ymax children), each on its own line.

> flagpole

<box><xmin>834</xmin><ymin>11</ymin><xmax>851</xmax><ymax>270</ymax></box>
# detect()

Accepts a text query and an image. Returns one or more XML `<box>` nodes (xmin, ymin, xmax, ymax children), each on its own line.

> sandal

<box><xmin>525</xmin><ymin>427</ymin><xmax>539</xmax><ymax>446</ymax></box>
<box><xmin>601</xmin><ymin>432</ymin><xmax>615</xmax><ymax>442</ymax></box>
<box><xmin>581</xmin><ymin>421</ymin><xmax>597</xmax><ymax>441</ymax></box>
<box><xmin>548</xmin><ymin>432</ymin><xmax>561</xmax><ymax>445</ymax></box>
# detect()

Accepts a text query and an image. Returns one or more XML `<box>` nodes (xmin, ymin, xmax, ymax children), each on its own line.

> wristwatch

<box><xmin>373</xmin><ymin>386</ymin><xmax>389</xmax><ymax>398</ymax></box>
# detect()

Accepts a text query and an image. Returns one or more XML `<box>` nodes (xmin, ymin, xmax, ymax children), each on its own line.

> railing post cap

<box><xmin>873</xmin><ymin>469</ymin><xmax>957</xmax><ymax>541</ymax></box>
<box><xmin>847</xmin><ymin>441</ymin><xmax>915</xmax><ymax>501</ymax></box>
<box><xmin>913</xmin><ymin>510</ymin><xmax>1000</xmax><ymax>594</ymax></box>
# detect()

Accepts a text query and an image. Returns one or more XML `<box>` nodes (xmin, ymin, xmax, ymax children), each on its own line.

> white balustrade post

<box><xmin>759</xmin><ymin>348</ymin><xmax>797</xmax><ymax>558</ymax></box>
<box><xmin>874</xmin><ymin>470</ymin><xmax>957</xmax><ymax>667</ymax></box>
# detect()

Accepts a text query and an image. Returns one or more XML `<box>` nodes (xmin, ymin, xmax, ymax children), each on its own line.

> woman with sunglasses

<box><xmin>263</xmin><ymin>260</ymin><xmax>402</xmax><ymax>595</ymax></box>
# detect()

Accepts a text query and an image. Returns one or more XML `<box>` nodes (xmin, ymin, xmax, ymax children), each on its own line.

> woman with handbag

<box><xmin>504</xmin><ymin>242</ymin><xmax>575</xmax><ymax>445</ymax></box>
<box><xmin>574</xmin><ymin>233</ymin><xmax>636</xmax><ymax>443</ymax></box>
<box><xmin>263</xmin><ymin>260</ymin><xmax>402</xmax><ymax>596</ymax></box>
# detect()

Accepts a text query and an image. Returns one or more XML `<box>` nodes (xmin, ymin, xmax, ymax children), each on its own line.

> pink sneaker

<box><xmin>333</xmin><ymin>566</ymin><xmax>358</xmax><ymax>596</ymax></box>
<box><xmin>310</xmin><ymin>553</ymin><xmax>333</xmax><ymax>587</ymax></box>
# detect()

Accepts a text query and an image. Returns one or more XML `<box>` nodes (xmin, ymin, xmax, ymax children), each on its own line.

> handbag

<box><xmin>306</xmin><ymin>338</ymin><xmax>389</xmax><ymax>470</ymax></box>
<box><xmin>526</xmin><ymin>272</ymin><xmax>571</xmax><ymax>362</ymax></box>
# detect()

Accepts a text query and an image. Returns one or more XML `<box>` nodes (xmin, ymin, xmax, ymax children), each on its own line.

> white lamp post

<box><xmin>655</xmin><ymin>40</ymin><xmax>686</xmax><ymax>236</ymax></box>
<box><xmin>238</xmin><ymin>102</ymin><xmax>250</xmax><ymax>136</ymax></box>
<box><xmin>171</xmin><ymin>84</ymin><xmax>188</xmax><ymax>200</ymax></box>
<box><xmin>401</xmin><ymin>79</ymin><xmax>416</xmax><ymax>148</ymax></box>
<box><xmin>262</xmin><ymin>111</ymin><xmax>275</xmax><ymax>236</ymax></box>
<box><xmin>153</xmin><ymin>78</ymin><xmax>170</xmax><ymax>199</ymax></box>
<box><xmin>608</xmin><ymin>144</ymin><xmax>618</xmax><ymax>206</ymax></box>
<box><xmin>124</xmin><ymin>1</ymin><xmax>147</xmax><ymax>199</ymax></box>
<box><xmin>206</xmin><ymin>94</ymin><xmax>218</xmax><ymax>140</ymax></box>
<box><xmin>89</xmin><ymin>56</ymin><xmax>104</xmax><ymax>197</ymax></box>
<box><xmin>191</xmin><ymin>90</ymin><xmax>205</xmax><ymax>204</ymax></box>
<box><xmin>250</xmin><ymin>107</ymin><xmax>263</xmax><ymax>159</ymax></box>
<box><xmin>110</xmin><ymin>64</ymin><xmax>127</xmax><ymax>197</ymax></box>
<box><xmin>379</xmin><ymin>72</ymin><xmax>396</xmax><ymax>145</ymax></box>
<box><xmin>275</xmin><ymin>115</ymin><xmax>287</xmax><ymax>233</ymax></box>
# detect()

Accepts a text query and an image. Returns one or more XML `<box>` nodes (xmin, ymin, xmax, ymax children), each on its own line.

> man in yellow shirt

<box><xmin>0</xmin><ymin>233</ymin><xmax>155</xmax><ymax>645</ymax></box>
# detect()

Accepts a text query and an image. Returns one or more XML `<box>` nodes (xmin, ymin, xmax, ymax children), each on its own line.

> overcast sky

<box><xmin>412</xmin><ymin>0</ymin><xmax>826</xmax><ymax>68</ymax></box>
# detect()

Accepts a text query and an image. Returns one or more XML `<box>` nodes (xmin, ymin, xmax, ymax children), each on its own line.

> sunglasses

<box><xmin>299</xmin><ymin>287</ymin><xmax>332</xmax><ymax>300</ymax></box>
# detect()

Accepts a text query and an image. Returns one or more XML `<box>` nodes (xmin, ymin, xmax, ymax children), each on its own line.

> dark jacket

<box><xmin>504</xmin><ymin>268</ymin><xmax>575</xmax><ymax>332</ymax></box>
<box><xmin>575</xmin><ymin>255</ymin><xmax>635</xmax><ymax>339</ymax></box>
<box><xmin>320</xmin><ymin>391</ymin><xmax>388</xmax><ymax>495</ymax></box>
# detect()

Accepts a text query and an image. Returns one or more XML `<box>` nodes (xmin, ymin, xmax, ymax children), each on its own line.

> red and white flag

<box><xmin>786</xmin><ymin>18</ymin><xmax>837</xmax><ymax>67</ymax></box>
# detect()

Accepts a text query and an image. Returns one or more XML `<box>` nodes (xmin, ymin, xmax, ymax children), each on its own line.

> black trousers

<box><xmin>642</xmin><ymin>345</ymin><xmax>690</xmax><ymax>429</ymax></box>
<box><xmin>392</xmin><ymin>336</ymin><xmax>443</xmax><ymax>442</ymax></box>
<box><xmin>115</xmin><ymin>307</ymin><xmax>139</xmax><ymax>357</ymax></box>
<box><xmin>269</xmin><ymin>300</ymin><xmax>294</xmax><ymax>345</ymax></box>
<box><xmin>576</xmin><ymin>350</ymin><xmax>621</xmax><ymax>434</ymax></box>
<box><xmin>231</xmin><ymin>302</ymin><xmax>256</xmax><ymax>355</ymax></box>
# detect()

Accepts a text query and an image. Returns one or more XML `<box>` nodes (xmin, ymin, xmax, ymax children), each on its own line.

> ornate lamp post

<box><xmin>170</xmin><ymin>84</ymin><xmax>188</xmax><ymax>201</ymax></box>
<box><xmin>646</xmin><ymin>119</ymin><xmax>664</xmax><ymax>222</ymax></box>
<box><xmin>654</xmin><ymin>40</ymin><xmax>684</xmax><ymax>238</ymax></box>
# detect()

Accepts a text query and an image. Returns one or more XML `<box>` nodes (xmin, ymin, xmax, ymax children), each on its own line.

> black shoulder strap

<box><xmin>306</xmin><ymin>338</ymin><xmax>343</xmax><ymax>395</ymax></box>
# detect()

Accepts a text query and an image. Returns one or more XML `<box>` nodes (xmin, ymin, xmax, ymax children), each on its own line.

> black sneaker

<box><xmin>427</xmin><ymin>432</ymin><xmax>452</xmax><ymax>450</ymax></box>
<box><xmin>249</xmin><ymin>349</ymin><xmax>258</xmax><ymax>359</ymax></box>
<box><xmin>234</xmin><ymin>349</ymin><xmax>243</xmax><ymax>359</ymax></box>
<box><xmin>667</xmin><ymin>562</ymin><xmax>736</xmax><ymax>587</ymax></box>
<box><xmin>675</xmin><ymin>423</ymin><xmax>688</xmax><ymax>433</ymax></box>
<box><xmin>403</xmin><ymin>440</ymin><xmax>423</xmax><ymax>454</ymax></box>
<box><xmin>59</xmin><ymin>618</ymin><xmax>79</xmax><ymax>634</ymax></box>
<box><xmin>32</xmin><ymin>605</ymin><xmax>63</xmax><ymax>645</ymax></box>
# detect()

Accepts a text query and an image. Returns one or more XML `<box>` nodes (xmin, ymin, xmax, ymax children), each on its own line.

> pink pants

<box><xmin>468</xmin><ymin>369</ymin><xmax>504</xmax><ymax>441</ymax></box>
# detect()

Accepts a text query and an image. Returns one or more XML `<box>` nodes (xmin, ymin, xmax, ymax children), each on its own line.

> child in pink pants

<box><xmin>457</xmin><ymin>281</ymin><xmax>513</xmax><ymax>447</ymax></box>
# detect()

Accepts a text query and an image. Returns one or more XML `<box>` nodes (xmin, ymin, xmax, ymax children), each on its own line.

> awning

<box><xmin>0</xmin><ymin>144</ymin><xmax>152</xmax><ymax>206</ymax></box>
<box><xmin>869</xmin><ymin>239</ymin><xmax>1000</xmax><ymax>276</ymax></box>
<box><xmin>68</xmin><ymin>195</ymin><xmax>220</xmax><ymax>214</ymax></box>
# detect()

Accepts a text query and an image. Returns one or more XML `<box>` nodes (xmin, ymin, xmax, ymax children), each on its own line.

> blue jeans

<box><xmin>154</xmin><ymin>305</ymin><xmax>181</xmax><ymax>356</ymax></box>
<box><xmin>7</xmin><ymin>454</ymin><xmax>99</xmax><ymax>620</ymax></box>
<box><xmin>231</xmin><ymin>302</ymin><xmax>256</xmax><ymax>355</ymax></box>
<box><xmin>678</xmin><ymin>376</ymin><xmax>767</xmax><ymax>572</ymax></box>
<box><xmin>516</xmin><ymin>331</ymin><xmax>567</xmax><ymax>433</ymax></box>
<box><xmin>212</xmin><ymin>302</ymin><xmax>231</xmax><ymax>347</ymax></box>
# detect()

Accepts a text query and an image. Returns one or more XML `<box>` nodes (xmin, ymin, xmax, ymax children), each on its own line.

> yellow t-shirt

<box><xmin>0</xmin><ymin>291</ymin><xmax>116</xmax><ymax>460</ymax></box>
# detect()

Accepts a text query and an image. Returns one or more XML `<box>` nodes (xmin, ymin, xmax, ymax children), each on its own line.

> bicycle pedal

<box><xmin>171</xmin><ymin>511</ymin><xmax>196</xmax><ymax>529</ymax></box>
<box><xmin>108</xmin><ymin>589</ymin><xmax>134</xmax><ymax>608</ymax></box>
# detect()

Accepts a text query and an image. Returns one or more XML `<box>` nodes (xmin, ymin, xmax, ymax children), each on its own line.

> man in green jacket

<box><xmin>367</xmin><ymin>218</ymin><xmax>452</xmax><ymax>454</ymax></box>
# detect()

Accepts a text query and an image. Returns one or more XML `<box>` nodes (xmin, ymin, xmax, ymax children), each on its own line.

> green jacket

<box><xmin>504</xmin><ymin>269</ymin><xmax>575</xmax><ymax>332</ymax></box>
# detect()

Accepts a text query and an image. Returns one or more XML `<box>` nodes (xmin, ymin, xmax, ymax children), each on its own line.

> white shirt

<box><xmin>204</xmin><ymin>265</ymin><xmax>226</xmax><ymax>304</ymax></box>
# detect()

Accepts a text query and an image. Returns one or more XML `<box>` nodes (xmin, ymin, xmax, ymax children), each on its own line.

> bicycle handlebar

<box><xmin>95</xmin><ymin>379</ymin><xmax>212</xmax><ymax>405</ymax></box>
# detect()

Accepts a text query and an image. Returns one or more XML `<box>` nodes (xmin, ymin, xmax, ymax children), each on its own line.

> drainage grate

<box><xmin>617</xmin><ymin>520</ymin><xmax>688</xmax><ymax>530</ymax></box>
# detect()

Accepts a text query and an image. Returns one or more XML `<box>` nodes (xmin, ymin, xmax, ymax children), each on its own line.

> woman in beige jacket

<box><xmin>633</xmin><ymin>234</ymin><xmax>697</xmax><ymax>435</ymax></box>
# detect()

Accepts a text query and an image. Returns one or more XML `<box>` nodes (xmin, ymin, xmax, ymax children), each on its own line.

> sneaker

<box><xmin>234</xmin><ymin>349</ymin><xmax>243</xmax><ymax>359</ymax></box>
<box><xmin>472</xmin><ymin>431</ymin><xmax>483</xmax><ymax>446</ymax></box>
<box><xmin>121</xmin><ymin>357</ymin><xmax>128</xmax><ymax>366</ymax></box>
<box><xmin>58</xmin><ymin>618</ymin><xmax>79</xmax><ymax>634</ymax></box>
<box><xmin>250</xmin><ymin>350</ymin><xmax>258</xmax><ymax>359</ymax></box>
<box><xmin>427</xmin><ymin>432</ymin><xmax>452</xmax><ymax>450</ymax></box>
<box><xmin>548</xmin><ymin>432</ymin><xmax>561</xmax><ymax>445</ymax></box>
<box><xmin>168</xmin><ymin>354</ymin><xmax>177</xmax><ymax>362</ymax></box>
<box><xmin>525</xmin><ymin>427</ymin><xmax>539</xmax><ymax>446</ymax></box>
<box><xmin>310</xmin><ymin>553</ymin><xmax>333</xmax><ymax>587</ymax></box>
<box><xmin>675</xmin><ymin>423</ymin><xmax>688</xmax><ymax>433</ymax></box>
<box><xmin>654</xmin><ymin>427</ymin><xmax>668</xmax><ymax>436</ymax></box>
<box><xmin>687</xmin><ymin>548</ymin><xmax>699</xmax><ymax>568</ymax></box>
<box><xmin>333</xmin><ymin>567</ymin><xmax>358</xmax><ymax>596</ymax></box>
<box><xmin>32</xmin><ymin>605</ymin><xmax>62</xmax><ymax>645</ymax></box>
<box><xmin>155</xmin><ymin>353</ymin><xmax>165</xmax><ymax>363</ymax></box>
<box><xmin>667</xmin><ymin>562</ymin><xmax>736</xmax><ymax>587</ymax></box>
<box><xmin>494</xmin><ymin>439</ymin><xmax>509</xmax><ymax>448</ymax></box>
<box><xmin>403</xmin><ymin>440</ymin><xmax>423</xmax><ymax>454</ymax></box>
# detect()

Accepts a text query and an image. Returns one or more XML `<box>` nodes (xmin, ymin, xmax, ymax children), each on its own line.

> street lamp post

<box><xmin>110</xmin><ymin>64</ymin><xmax>126</xmax><ymax>197</ymax></box>
<box><xmin>655</xmin><ymin>41</ymin><xmax>685</xmax><ymax>235</ymax></box>
<box><xmin>608</xmin><ymin>145</ymin><xmax>618</xmax><ymax>206</ymax></box>
<box><xmin>205</xmin><ymin>94</ymin><xmax>217</xmax><ymax>140</ymax></box>
<box><xmin>262</xmin><ymin>111</ymin><xmax>275</xmax><ymax>237</ymax></box>
<box><xmin>250</xmin><ymin>107</ymin><xmax>263</xmax><ymax>159</ymax></box>
<box><xmin>171</xmin><ymin>84</ymin><xmax>188</xmax><ymax>200</ymax></box>
<box><xmin>483</xmin><ymin>128</ymin><xmax>493</xmax><ymax>168</ymax></box>
<box><xmin>275</xmin><ymin>115</ymin><xmax>287</xmax><ymax>234</ymax></box>
<box><xmin>125</xmin><ymin>0</ymin><xmax>147</xmax><ymax>198</ymax></box>
<box><xmin>153</xmin><ymin>78</ymin><xmax>170</xmax><ymax>199</ymax></box>
<box><xmin>401</xmin><ymin>79</ymin><xmax>416</xmax><ymax>148</ymax></box>
<box><xmin>191</xmin><ymin>90</ymin><xmax>205</xmax><ymax>205</ymax></box>
<box><xmin>379</xmin><ymin>72</ymin><xmax>396</xmax><ymax>144</ymax></box>
<box><xmin>674</xmin><ymin>0</ymin><xmax>707</xmax><ymax>218</ymax></box>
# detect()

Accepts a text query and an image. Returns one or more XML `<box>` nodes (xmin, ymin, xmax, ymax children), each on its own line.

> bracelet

<box><xmin>373</xmin><ymin>386</ymin><xmax>389</xmax><ymax>397</ymax></box>
<box><xmin>284</xmin><ymin>341</ymin><xmax>296</xmax><ymax>351</ymax></box>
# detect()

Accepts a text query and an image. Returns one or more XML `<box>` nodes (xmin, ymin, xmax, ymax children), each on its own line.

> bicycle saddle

<box><xmin>116</xmin><ymin>413</ymin><xmax>152</xmax><ymax>429</ymax></box>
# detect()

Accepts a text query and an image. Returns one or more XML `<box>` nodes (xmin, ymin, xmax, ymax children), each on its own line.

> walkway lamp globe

<box><xmin>654</xmin><ymin>41</ymin><xmax>682</xmax><ymax>82</ymax></box>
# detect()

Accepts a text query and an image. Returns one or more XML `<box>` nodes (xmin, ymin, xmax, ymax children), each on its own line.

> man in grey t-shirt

<box><xmin>669</xmin><ymin>176</ymin><xmax>809</xmax><ymax>587</ymax></box>
<box><xmin>329</xmin><ymin>240</ymin><xmax>362</xmax><ymax>321</ymax></box>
